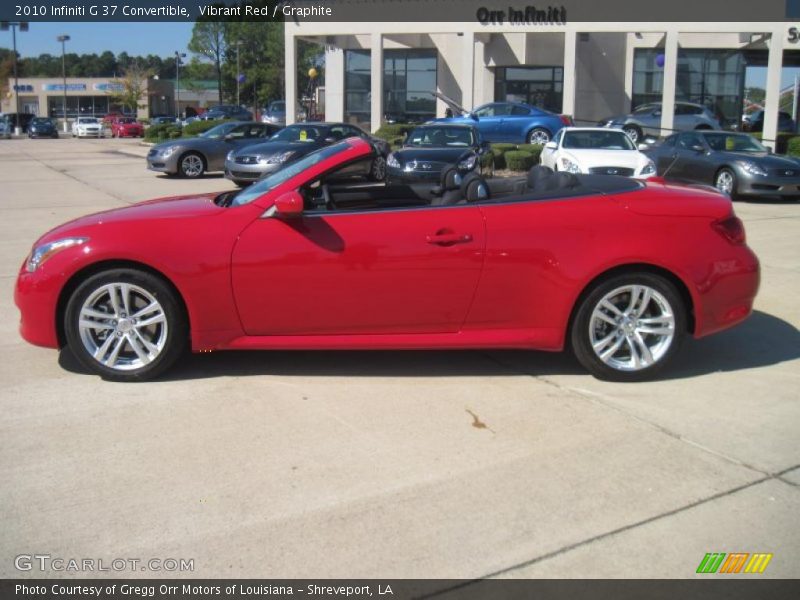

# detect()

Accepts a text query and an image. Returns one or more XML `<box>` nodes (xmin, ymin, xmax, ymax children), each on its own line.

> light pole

<box><xmin>235</xmin><ymin>41</ymin><xmax>242</xmax><ymax>106</ymax></box>
<box><xmin>1</xmin><ymin>21</ymin><xmax>29</xmax><ymax>135</ymax></box>
<box><xmin>174</xmin><ymin>51</ymin><xmax>186</xmax><ymax>118</ymax></box>
<box><xmin>57</xmin><ymin>34</ymin><xmax>70</xmax><ymax>133</ymax></box>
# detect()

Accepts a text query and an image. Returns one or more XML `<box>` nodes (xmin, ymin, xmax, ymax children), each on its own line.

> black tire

<box><xmin>64</xmin><ymin>268</ymin><xmax>187</xmax><ymax>382</ymax></box>
<box><xmin>622</xmin><ymin>125</ymin><xmax>642</xmax><ymax>144</ymax></box>
<box><xmin>714</xmin><ymin>167</ymin><xmax>737</xmax><ymax>199</ymax></box>
<box><xmin>570</xmin><ymin>272</ymin><xmax>686</xmax><ymax>382</ymax></box>
<box><xmin>527</xmin><ymin>128</ymin><xmax>551</xmax><ymax>145</ymax></box>
<box><xmin>369</xmin><ymin>155</ymin><xmax>387</xmax><ymax>181</ymax></box>
<box><xmin>178</xmin><ymin>151</ymin><xmax>205</xmax><ymax>178</ymax></box>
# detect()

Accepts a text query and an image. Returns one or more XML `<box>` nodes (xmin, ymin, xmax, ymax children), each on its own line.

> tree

<box><xmin>188</xmin><ymin>20</ymin><xmax>227</xmax><ymax>107</ymax></box>
<box><xmin>108</xmin><ymin>62</ymin><xmax>153</xmax><ymax>114</ymax></box>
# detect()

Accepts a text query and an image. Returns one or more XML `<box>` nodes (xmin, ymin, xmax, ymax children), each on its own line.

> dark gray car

<box><xmin>599</xmin><ymin>102</ymin><xmax>720</xmax><ymax>144</ymax></box>
<box><xmin>225</xmin><ymin>122</ymin><xmax>390</xmax><ymax>186</ymax></box>
<box><xmin>646</xmin><ymin>130</ymin><xmax>800</xmax><ymax>199</ymax></box>
<box><xmin>147</xmin><ymin>121</ymin><xmax>281</xmax><ymax>178</ymax></box>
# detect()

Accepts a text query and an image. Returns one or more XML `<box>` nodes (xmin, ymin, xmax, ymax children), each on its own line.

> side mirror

<box><xmin>690</xmin><ymin>144</ymin><xmax>705</xmax><ymax>153</ymax></box>
<box><xmin>223</xmin><ymin>133</ymin><xmax>234</xmax><ymax>141</ymax></box>
<box><xmin>653</xmin><ymin>110</ymin><xmax>662</xmax><ymax>117</ymax></box>
<box><xmin>544</xmin><ymin>141</ymin><xmax>558</xmax><ymax>150</ymax></box>
<box><xmin>766</xmin><ymin>146</ymin><xmax>773</xmax><ymax>154</ymax></box>
<box><xmin>469</xmin><ymin>112</ymin><xmax>479</xmax><ymax>122</ymax></box>
<box><xmin>323</xmin><ymin>137</ymin><xmax>337</xmax><ymax>144</ymax></box>
<box><xmin>480</xmin><ymin>141</ymin><xmax>491</xmax><ymax>152</ymax></box>
<box><xmin>273</xmin><ymin>190</ymin><xmax>304</xmax><ymax>218</ymax></box>
<box><xmin>637</xmin><ymin>143</ymin><xmax>650</xmax><ymax>152</ymax></box>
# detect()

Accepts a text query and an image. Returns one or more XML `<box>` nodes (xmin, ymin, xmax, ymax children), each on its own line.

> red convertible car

<box><xmin>110</xmin><ymin>117</ymin><xmax>144</xmax><ymax>138</ymax></box>
<box><xmin>15</xmin><ymin>137</ymin><xmax>759</xmax><ymax>382</ymax></box>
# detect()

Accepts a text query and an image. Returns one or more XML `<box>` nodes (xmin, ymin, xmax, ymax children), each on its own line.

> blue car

<box><xmin>433</xmin><ymin>92</ymin><xmax>572</xmax><ymax>145</ymax></box>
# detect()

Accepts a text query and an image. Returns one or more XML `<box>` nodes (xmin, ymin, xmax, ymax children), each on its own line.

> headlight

<box><xmin>26</xmin><ymin>237</ymin><xmax>88</xmax><ymax>273</ymax></box>
<box><xmin>560</xmin><ymin>157</ymin><xmax>582</xmax><ymax>174</ymax></box>
<box><xmin>640</xmin><ymin>159</ymin><xmax>656</xmax><ymax>176</ymax></box>
<box><xmin>458</xmin><ymin>154</ymin><xmax>477</xmax><ymax>171</ymax></box>
<box><xmin>259</xmin><ymin>151</ymin><xmax>296</xmax><ymax>165</ymax></box>
<box><xmin>387</xmin><ymin>154</ymin><xmax>401</xmax><ymax>169</ymax></box>
<box><xmin>740</xmin><ymin>161</ymin><xmax>767</xmax><ymax>177</ymax></box>
<box><xmin>226</xmin><ymin>149</ymin><xmax>236</xmax><ymax>161</ymax></box>
<box><xmin>159</xmin><ymin>145</ymin><xmax>179</xmax><ymax>158</ymax></box>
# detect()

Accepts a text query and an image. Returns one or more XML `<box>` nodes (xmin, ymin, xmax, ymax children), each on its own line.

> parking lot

<box><xmin>0</xmin><ymin>136</ymin><xmax>798</xmax><ymax>579</ymax></box>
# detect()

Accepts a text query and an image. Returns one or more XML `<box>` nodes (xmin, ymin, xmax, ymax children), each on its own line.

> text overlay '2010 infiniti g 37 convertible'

<box><xmin>15</xmin><ymin>137</ymin><xmax>760</xmax><ymax>382</ymax></box>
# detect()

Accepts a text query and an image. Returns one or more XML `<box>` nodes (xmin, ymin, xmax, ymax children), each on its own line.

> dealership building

<box><xmin>2</xmin><ymin>77</ymin><xmax>220</xmax><ymax>122</ymax></box>
<box><xmin>284</xmin><ymin>0</ymin><xmax>800</xmax><ymax>147</ymax></box>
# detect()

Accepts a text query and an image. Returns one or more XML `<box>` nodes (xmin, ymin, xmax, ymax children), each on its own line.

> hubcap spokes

<box><xmin>78</xmin><ymin>283</ymin><xmax>168</xmax><ymax>371</ymax></box>
<box><xmin>716</xmin><ymin>172</ymin><xmax>733</xmax><ymax>194</ymax></box>
<box><xmin>530</xmin><ymin>131</ymin><xmax>549</xmax><ymax>145</ymax></box>
<box><xmin>589</xmin><ymin>284</ymin><xmax>675</xmax><ymax>372</ymax></box>
<box><xmin>183</xmin><ymin>156</ymin><xmax>203</xmax><ymax>176</ymax></box>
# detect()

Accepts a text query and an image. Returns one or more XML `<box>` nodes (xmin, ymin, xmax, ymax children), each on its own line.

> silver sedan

<box><xmin>146</xmin><ymin>121</ymin><xmax>281</xmax><ymax>178</ymax></box>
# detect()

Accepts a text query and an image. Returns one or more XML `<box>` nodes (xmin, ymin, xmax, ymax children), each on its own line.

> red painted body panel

<box><xmin>14</xmin><ymin>137</ymin><xmax>760</xmax><ymax>358</ymax></box>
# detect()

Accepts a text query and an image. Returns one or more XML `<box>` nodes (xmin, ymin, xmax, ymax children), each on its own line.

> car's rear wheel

<box><xmin>571</xmin><ymin>273</ymin><xmax>685</xmax><ymax>381</ymax></box>
<box><xmin>527</xmin><ymin>128</ymin><xmax>551</xmax><ymax>145</ymax></box>
<box><xmin>715</xmin><ymin>168</ymin><xmax>737</xmax><ymax>197</ymax></box>
<box><xmin>64</xmin><ymin>269</ymin><xmax>187</xmax><ymax>381</ymax></box>
<box><xmin>178</xmin><ymin>152</ymin><xmax>205</xmax><ymax>178</ymax></box>
<box><xmin>622</xmin><ymin>125</ymin><xmax>642</xmax><ymax>144</ymax></box>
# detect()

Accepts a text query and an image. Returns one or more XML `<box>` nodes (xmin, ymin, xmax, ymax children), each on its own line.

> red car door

<box><xmin>231</xmin><ymin>205</ymin><xmax>486</xmax><ymax>335</ymax></box>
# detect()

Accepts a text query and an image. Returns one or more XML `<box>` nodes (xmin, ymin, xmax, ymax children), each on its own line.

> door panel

<box><xmin>231</xmin><ymin>205</ymin><xmax>486</xmax><ymax>335</ymax></box>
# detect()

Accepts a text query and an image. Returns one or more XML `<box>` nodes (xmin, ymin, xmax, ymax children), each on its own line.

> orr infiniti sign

<box><xmin>477</xmin><ymin>4</ymin><xmax>567</xmax><ymax>24</ymax></box>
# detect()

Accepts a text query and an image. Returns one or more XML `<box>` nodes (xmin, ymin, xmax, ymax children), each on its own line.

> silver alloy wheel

<box><xmin>623</xmin><ymin>127</ymin><xmax>639</xmax><ymax>144</ymax></box>
<box><xmin>715</xmin><ymin>170</ymin><xmax>734</xmax><ymax>195</ymax></box>
<box><xmin>372</xmin><ymin>156</ymin><xmax>386</xmax><ymax>180</ymax></box>
<box><xmin>181</xmin><ymin>154</ymin><xmax>204</xmax><ymax>177</ymax></box>
<box><xmin>528</xmin><ymin>129</ymin><xmax>550</xmax><ymax>145</ymax></box>
<box><xmin>588</xmin><ymin>284</ymin><xmax>675</xmax><ymax>372</ymax></box>
<box><xmin>78</xmin><ymin>283</ymin><xmax>168</xmax><ymax>371</ymax></box>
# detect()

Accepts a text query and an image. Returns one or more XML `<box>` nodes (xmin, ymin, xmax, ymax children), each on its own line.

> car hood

<box><xmin>233</xmin><ymin>140</ymin><xmax>319</xmax><ymax>157</ymax></box>
<box><xmin>713</xmin><ymin>151</ymin><xmax>800</xmax><ymax>168</ymax></box>
<box><xmin>38</xmin><ymin>193</ymin><xmax>225</xmax><ymax>244</ymax></box>
<box><xmin>153</xmin><ymin>137</ymin><xmax>219</xmax><ymax>151</ymax></box>
<box><xmin>563</xmin><ymin>149</ymin><xmax>647</xmax><ymax>169</ymax></box>
<box><xmin>392</xmin><ymin>147</ymin><xmax>474</xmax><ymax>164</ymax></box>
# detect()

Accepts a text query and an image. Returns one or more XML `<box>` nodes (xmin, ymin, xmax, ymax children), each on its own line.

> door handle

<box><xmin>427</xmin><ymin>232</ymin><xmax>473</xmax><ymax>246</ymax></box>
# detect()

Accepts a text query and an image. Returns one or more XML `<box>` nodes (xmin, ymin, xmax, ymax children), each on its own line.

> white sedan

<box><xmin>71</xmin><ymin>117</ymin><xmax>104</xmax><ymax>138</ymax></box>
<box><xmin>539</xmin><ymin>127</ymin><xmax>656</xmax><ymax>178</ymax></box>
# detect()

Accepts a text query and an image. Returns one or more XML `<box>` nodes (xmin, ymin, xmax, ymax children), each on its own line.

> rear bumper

<box><xmin>694</xmin><ymin>245</ymin><xmax>760</xmax><ymax>338</ymax></box>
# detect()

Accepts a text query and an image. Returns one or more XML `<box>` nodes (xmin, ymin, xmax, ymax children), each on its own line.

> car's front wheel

<box><xmin>527</xmin><ymin>128</ymin><xmax>551</xmax><ymax>145</ymax></box>
<box><xmin>715</xmin><ymin>168</ymin><xmax>737</xmax><ymax>197</ymax></box>
<box><xmin>622</xmin><ymin>125</ymin><xmax>642</xmax><ymax>144</ymax></box>
<box><xmin>178</xmin><ymin>152</ymin><xmax>205</xmax><ymax>178</ymax></box>
<box><xmin>369</xmin><ymin>155</ymin><xmax>387</xmax><ymax>181</ymax></box>
<box><xmin>64</xmin><ymin>269</ymin><xmax>187</xmax><ymax>381</ymax></box>
<box><xmin>571</xmin><ymin>273</ymin><xmax>685</xmax><ymax>381</ymax></box>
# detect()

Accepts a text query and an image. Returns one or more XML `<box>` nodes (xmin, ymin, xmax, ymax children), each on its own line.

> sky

<box><xmin>2</xmin><ymin>22</ymin><xmax>196</xmax><ymax>58</ymax></box>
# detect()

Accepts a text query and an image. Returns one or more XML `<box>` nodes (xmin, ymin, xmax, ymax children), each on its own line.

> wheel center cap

<box><xmin>117</xmin><ymin>318</ymin><xmax>134</xmax><ymax>333</ymax></box>
<box><xmin>621</xmin><ymin>317</ymin><xmax>635</xmax><ymax>333</ymax></box>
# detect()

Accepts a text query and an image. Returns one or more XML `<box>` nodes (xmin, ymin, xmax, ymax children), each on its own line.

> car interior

<box><xmin>301</xmin><ymin>161</ymin><xmax>643</xmax><ymax>214</ymax></box>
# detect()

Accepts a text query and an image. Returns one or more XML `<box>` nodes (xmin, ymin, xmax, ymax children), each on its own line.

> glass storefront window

<box><xmin>494</xmin><ymin>67</ymin><xmax>564</xmax><ymax>112</ymax></box>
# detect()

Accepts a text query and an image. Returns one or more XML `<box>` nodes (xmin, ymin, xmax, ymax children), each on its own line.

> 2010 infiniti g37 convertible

<box><xmin>15</xmin><ymin>137</ymin><xmax>759</xmax><ymax>382</ymax></box>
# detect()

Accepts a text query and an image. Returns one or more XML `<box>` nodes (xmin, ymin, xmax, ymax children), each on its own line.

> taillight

<box><xmin>712</xmin><ymin>216</ymin><xmax>746</xmax><ymax>245</ymax></box>
<box><xmin>559</xmin><ymin>114</ymin><xmax>574</xmax><ymax>126</ymax></box>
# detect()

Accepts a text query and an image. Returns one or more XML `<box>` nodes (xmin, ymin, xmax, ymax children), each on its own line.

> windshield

<box><xmin>231</xmin><ymin>143</ymin><xmax>351</xmax><ymax>207</ymax></box>
<box><xmin>119</xmin><ymin>118</ymin><xmax>136</xmax><ymax>124</ymax></box>
<box><xmin>32</xmin><ymin>118</ymin><xmax>51</xmax><ymax>125</ymax></box>
<box><xmin>199</xmin><ymin>123</ymin><xmax>237</xmax><ymax>139</ymax></box>
<box><xmin>563</xmin><ymin>130</ymin><xmax>635</xmax><ymax>151</ymax></box>
<box><xmin>406</xmin><ymin>126</ymin><xmax>474</xmax><ymax>147</ymax></box>
<box><xmin>78</xmin><ymin>118</ymin><xmax>98</xmax><ymax>124</ymax></box>
<box><xmin>270</xmin><ymin>125</ymin><xmax>326</xmax><ymax>143</ymax></box>
<box><xmin>702</xmin><ymin>133</ymin><xmax>767</xmax><ymax>153</ymax></box>
<box><xmin>269</xmin><ymin>101</ymin><xmax>286</xmax><ymax>112</ymax></box>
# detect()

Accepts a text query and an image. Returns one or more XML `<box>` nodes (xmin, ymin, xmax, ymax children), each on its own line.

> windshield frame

<box><xmin>198</xmin><ymin>122</ymin><xmax>238</xmax><ymax>139</ymax></box>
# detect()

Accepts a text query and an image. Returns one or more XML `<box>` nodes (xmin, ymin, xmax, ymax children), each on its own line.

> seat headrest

<box><xmin>461</xmin><ymin>172</ymin><xmax>490</xmax><ymax>202</ymax></box>
<box><xmin>553</xmin><ymin>171</ymin><xmax>581</xmax><ymax>189</ymax></box>
<box><xmin>527</xmin><ymin>165</ymin><xmax>554</xmax><ymax>189</ymax></box>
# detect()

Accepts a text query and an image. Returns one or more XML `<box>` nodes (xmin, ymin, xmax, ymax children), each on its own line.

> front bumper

<box><xmin>147</xmin><ymin>152</ymin><xmax>181</xmax><ymax>174</ymax></box>
<box><xmin>75</xmin><ymin>129</ymin><xmax>103</xmax><ymax>138</ymax></box>
<box><xmin>737</xmin><ymin>174</ymin><xmax>800</xmax><ymax>198</ymax></box>
<box><xmin>224</xmin><ymin>160</ymin><xmax>281</xmax><ymax>183</ymax></box>
<box><xmin>14</xmin><ymin>263</ymin><xmax>62</xmax><ymax>349</ymax></box>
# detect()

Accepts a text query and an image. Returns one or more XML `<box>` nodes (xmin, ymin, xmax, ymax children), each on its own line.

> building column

<box><xmin>285</xmin><ymin>33</ymin><xmax>297</xmax><ymax>125</ymax></box>
<box><xmin>462</xmin><ymin>31</ymin><xmax>475</xmax><ymax>111</ymax></box>
<box><xmin>659</xmin><ymin>29</ymin><xmax>679</xmax><ymax>137</ymax></box>
<box><xmin>762</xmin><ymin>29</ymin><xmax>784</xmax><ymax>151</ymax></box>
<box><xmin>324</xmin><ymin>45</ymin><xmax>345</xmax><ymax>122</ymax></box>
<box><xmin>562</xmin><ymin>30</ymin><xmax>577</xmax><ymax>118</ymax></box>
<box><xmin>370</xmin><ymin>32</ymin><xmax>383</xmax><ymax>133</ymax></box>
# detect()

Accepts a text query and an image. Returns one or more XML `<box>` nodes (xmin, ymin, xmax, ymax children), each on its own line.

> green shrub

<box><xmin>144</xmin><ymin>123</ymin><xmax>171</xmax><ymax>142</ymax></box>
<box><xmin>504</xmin><ymin>150</ymin><xmax>535</xmax><ymax>172</ymax></box>
<box><xmin>374</xmin><ymin>123</ymin><xmax>416</xmax><ymax>142</ymax></box>
<box><xmin>515</xmin><ymin>144</ymin><xmax>543</xmax><ymax>163</ymax></box>
<box><xmin>182</xmin><ymin>118</ymin><xmax>226</xmax><ymax>136</ymax></box>
<box><xmin>787</xmin><ymin>136</ymin><xmax>800</xmax><ymax>157</ymax></box>
<box><xmin>492</xmin><ymin>143</ymin><xmax>517</xmax><ymax>154</ymax></box>
<box><xmin>491</xmin><ymin>148</ymin><xmax>507</xmax><ymax>170</ymax></box>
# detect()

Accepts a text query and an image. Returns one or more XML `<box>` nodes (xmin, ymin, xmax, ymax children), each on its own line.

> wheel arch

<box><xmin>566</xmin><ymin>263</ymin><xmax>696</xmax><ymax>345</ymax></box>
<box><xmin>55</xmin><ymin>259</ymin><xmax>191</xmax><ymax>348</ymax></box>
